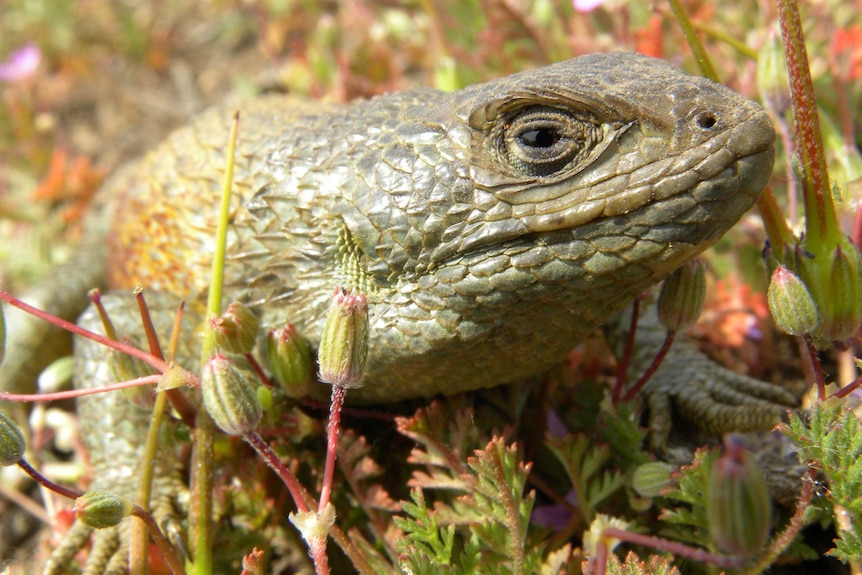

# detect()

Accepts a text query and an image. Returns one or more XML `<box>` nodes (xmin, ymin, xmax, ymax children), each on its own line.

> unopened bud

<box><xmin>768</xmin><ymin>265</ymin><xmax>819</xmax><ymax>336</ymax></box>
<box><xmin>632</xmin><ymin>461</ymin><xmax>674</xmax><ymax>498</ymax></box>
<box><xmin>706</xmin><ymin>435</ymin><xmax>772</xmax><ymax>555</ymax></box>
<box><xmin>658</xmin><ymin>259</ymin><xmax>706</xmax><ymax>331</ymax></box>
<box><xmin>202</xmin><ymin>353</ymin><xmax>261</xmax><ymax>436</ymax></box>
<box><xmin>0</xmin><ymin>411</ymin><xmax>25</xmax><ymax>466</ymax></box>
<box><xmin>75</xmin><ymin>490</ymin><xmax>134</xmax><ymax>529</ymax></box>
<box><xmin>318</xmin><ymin>288</ymin><xmax>369</xmax><ymax>388</ymax></box>
<box><xmin>822</xmin><ymin>243</ymin><xmax>862</xmax><ymax>342</ymax></box>
<box><xmin>210</xmin><ymin>302</ymin><xmax>260</xmax><ymax>355</ymax></box>
<box><xmin>266</xmin><ymin>324</ymin><xmax>314</xmax><ymax>394</ymax></box>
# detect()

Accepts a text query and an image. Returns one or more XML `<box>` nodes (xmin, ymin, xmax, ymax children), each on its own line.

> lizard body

<box><xmin>84</xmin><ymin>53</ymin><xmax>773</xmax><ymax>402</ymax></box>
<box><xmin>0</xmin><ymin>52</ymin><xmax>789</xmax><ymax>573</ymax></box>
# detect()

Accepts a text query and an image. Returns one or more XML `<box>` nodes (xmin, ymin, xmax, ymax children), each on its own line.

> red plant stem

<box><xmin>621</xmin><ymin>331</ymin><xmax>677</xmax><ymax>403</ymax></box>
<box><xmin>802</xmin><ymin>334</ymin><xmax>827</xmax><ymax>400</ymax></box>
<box><xmin>134</xmin><ymin>287</ymin><xmax>164</xmax><ymax>360</ymax></box>
<box><xmin>243</xmin><ymin>430</ymin><xmax>309</xmax><ymax>513</ymax></box>
<box><xmin>0</xmin><ymin>290</ymin><xmax>169</xmax><ymax>373</ymax></box>
<box><xmin>309</xmin><ymin>537</ymin><xmax>332</xmax><ymax>575</ymax></box>
<box><xmin>0</xmin><ymin>374</ymin><xmax>162</xmax><ymax>402</ymax></box>
<box><xmin>244</xmin><ymin>353</ymin><xmax>273</xmax><ymax>387</ymax></box>
<box><xmin>601</xmin><ymin>528</ymin><xmax>744</xmax><ymax>569</ymax></box>
<box><xmin>612</xmin><ymin>298</ymin><xmax>640</xmax><ymax>404</ymax></box>
<box><xmin>319</xmin><ymin>384</ymin><xmax>346</xmax><ymax>511</ymax></box>
<box><xmin>17</xmin><ymin>457</ymin><xmax>81</xmax><ymax>500</ymax></box>
<box><xmin>586</xmin><ymin>539</ymin><xmax>608</xmax><ymax>575</ymax></box>
<box><xmin>831</xmin><ymin>373</ymin><xmax>862</xmax><ymax>400</ymax></box>
<box><xmin>777</xmin><ymin>0</ymin><xmax>838</xmax><ymax>249</ymax></box>
<box><xmin>130</xmin><ymin>504</ymin><xmax>186</xmax><ymax>575</ymax></box>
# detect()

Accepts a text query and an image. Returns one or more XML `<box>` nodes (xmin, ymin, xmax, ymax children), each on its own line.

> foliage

<box><xmin>782</xmin><ymin>402</ymin><xmax>862</xmax><ymax>562</ymax></box>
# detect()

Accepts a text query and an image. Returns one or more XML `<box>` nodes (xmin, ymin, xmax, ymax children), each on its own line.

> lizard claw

<box><xmin>610</xmin><ymin>304</ymin><xmax>800</xmax><ymax>452</ymax></box>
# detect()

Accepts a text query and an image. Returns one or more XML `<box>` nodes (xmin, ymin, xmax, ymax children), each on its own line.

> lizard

<box><xmin>0</xmin><ymin>52</ymin><xmax>796</xmax><ymax>573</ymax></box>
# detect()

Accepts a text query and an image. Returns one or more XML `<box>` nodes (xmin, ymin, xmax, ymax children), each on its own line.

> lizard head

<box><xmin>259</xmin><ymin>53</ymin><xmax>774</xmax><ymax>401</ymax></box>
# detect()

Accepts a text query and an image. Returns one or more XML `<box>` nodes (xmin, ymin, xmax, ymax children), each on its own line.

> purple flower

<box><xmin>532</xmin><ymin>489</ymin><xmax>580</xmax><ymax>531</ymax></box>
<box><xmin>0</xmin><ymin>43</ymin><xmax>40</xmax><ymax>82</ymax></box>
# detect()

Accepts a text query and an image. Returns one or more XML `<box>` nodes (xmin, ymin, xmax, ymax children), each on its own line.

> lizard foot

<box><xmin>610</xmin><ymin>304</ymin><xmax>800</xmax><ymax>452</ymax></box>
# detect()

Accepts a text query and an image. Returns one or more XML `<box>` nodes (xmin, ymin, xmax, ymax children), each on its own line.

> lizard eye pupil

<box><xmin>520</xmin><ymin>128</ymin><xmax>559</xmax><ymax>148</ymax></box>
<box><xmin>496</xmin><ymin>106</ymin><xmax>602</xmax><ymax>177</ymax></box>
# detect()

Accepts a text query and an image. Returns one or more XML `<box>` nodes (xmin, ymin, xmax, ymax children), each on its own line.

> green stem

<box><xmin>667</xmin><ymin>0</ymin><xmax>719</xmax><ymax>82</ymax></box>
<box><xmin>190</xmin><ymin>110</ymin><xmax>240</xmax><ymax>575</ymax></box>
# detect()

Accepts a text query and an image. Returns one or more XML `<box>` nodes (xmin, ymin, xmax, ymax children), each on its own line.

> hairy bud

<box><xmin>266</xmin><ymin>323</ymin><xmax>314</xmax><ymax>394</ymax></box>
<box><xmin>202</xmin><ymin>353</ymin><xmax>261</xmax><ymax>436</ymax></box>
<box><xmin>210</xmin><ymin>302</ymin><xmax>260</xmax><ymax>355</ymax></box>
<box><xmin>0</xmin><ymin>411</ymin><xmax>25</xmax><ymax>466</ymax></box>
<box><xmin>75</xmin><ymin>490</ymin><xmax>134</xmax><ymax>529</ymax></box>
<box><xmin>706</xmin><ymin>435</ymin><xmax>772</xmax><ymax>555</ymax></box>
<box><xmin>318</xmin><ymin>288</ymin><xmax>369</xmax><ymax>388</ymax></box>
<box><xmin>768</xmin><ymin>265</ymin><xmax>819</xmax><ymax>336</ymax></box>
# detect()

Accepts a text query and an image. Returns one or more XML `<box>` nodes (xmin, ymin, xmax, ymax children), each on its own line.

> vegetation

<box><xmin>1</xmin><ymin>0</ymin><xmax>861</xmax><ymax>573</ymax></box>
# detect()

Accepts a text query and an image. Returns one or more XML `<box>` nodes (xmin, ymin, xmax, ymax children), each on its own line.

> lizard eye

<box><xmin>499</xmin><ymin>106</ymin><xmax>602</xmax><ymax>177</ymax></box>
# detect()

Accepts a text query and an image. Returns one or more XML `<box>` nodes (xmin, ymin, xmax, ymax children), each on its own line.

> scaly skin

<box><xmin>0</xmin><ymin>53</ymin><xmax>789</xmax><ymax>572</ymax></box>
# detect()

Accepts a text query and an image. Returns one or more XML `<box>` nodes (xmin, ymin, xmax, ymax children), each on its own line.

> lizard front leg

<box><xmin>609</xmin><ymin>303</ymin><xmax>799</xmax><ymax>452</ymax></box>
<box><xmin>43</xmin><ymin>292</ymin><xmax>186</xmax><ymax>575</ymax></box>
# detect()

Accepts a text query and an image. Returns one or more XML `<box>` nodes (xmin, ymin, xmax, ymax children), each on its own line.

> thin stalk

<box><xmin>190</xmin><ymin>110</ymin><xmax>240</xmax><ymax>575</ymax></box>
<box><xmin>129</xmin><ymin>504</ymin><xmax>186</xmax><ymax>575</ymax></box>
<box><xmin>0</xmin><ymin>290</ymin><xmax>169</xmax><ymax>373</ymax></box>
<box><xmin>621</xmin><ymin>331</ymin><xmax>677</xmax><ymax>403</ymax></box>
<box><xmin>667</xmin><ymin>0</ymin><xmax>719</xmax><ymax>82</ymax></box>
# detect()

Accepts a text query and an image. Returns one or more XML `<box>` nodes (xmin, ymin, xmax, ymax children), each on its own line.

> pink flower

<box><xmin>573</xmin><ymin>0</ymin><xmax>606</xmax><ymax>13</ymax></box>
<box><xmin>0</xmin><ymin>43</ymin><xmax>40</xmax><ymax>82</ymax></box>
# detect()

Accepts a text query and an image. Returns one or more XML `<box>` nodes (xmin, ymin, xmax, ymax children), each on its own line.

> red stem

<box><xmin>621</xmin><ymin>331</ymin><xmax>677</xmax><ymax>403</ymax></box>
<box><xmin>319</xmin><ymin>385</ymin><xmax>346</xmax><ymax>512</ymax></box>
<box><xmin>612</xmin><ymin>298</ymin><xmax>640</xmax><ymax>404</ymax></box>
<box><xmin>0</xmin><ymin>290</ymin><xmax>169</xmax><ymax>373</ymax></box>
<box><xmin>802</xmin><ymin>334</ymin><xmax>826</xmax><ymax>400</ymax></box>
<box><xmin>0</xmin><ymin>374</ymin><xmax>161</xmax><ymax>402</ymax></box>
<box><xmin>17</xmin><ymin>457</ymin><xmax>82</xmax><ymax>500</ymax></box>
<box><xmin>243</xmin><ymin>430</ymin><xmax>309</xmax><ymax>513</ymax></box>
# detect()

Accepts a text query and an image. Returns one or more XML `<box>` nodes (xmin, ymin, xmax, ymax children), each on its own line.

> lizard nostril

<box><xmin>695</xmin><ymin>111</ymin><xmax>718</xmax><ymax>130</ymax></box>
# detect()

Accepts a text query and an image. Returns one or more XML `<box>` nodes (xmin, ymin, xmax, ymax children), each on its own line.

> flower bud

<box><xmin>706</xmin><ymin>435</ymin><xmax>772</xmax><ymax>555</ymax></box>
<box><xmin>209</xmin><ymin>302</ymin><xmax>260</xmax><ymax>355</ymax></box>
<box><xmin>632</xmin><ymin>461</ymin><xmax>674</xmax><ymax>498</ymax></box>
<box><xmin>318</xmin><ymin>288</ymin><xmax>369</xmax><ymax>388</ymax></box>
<box><xmin>266</xmin><ymin>323</ymin><xmax>314</xmax><ymax>395</ymax></box>
<box><xmin>0</xmin><ymin>411</ymin><xmax>25</xmax><ymax>466</ymax></box>
<box><xmin>201</xmin><ymin>353</ymin><xmax>261</xmax><ymax>436</ymax></box>
<box><xmin>657</xmin><ymin>259</ymin><xmax>706</xmax><ymax>332</ymax></box>
<box><xmin>767</xmin><ymin>265</ymin><xmax>819</xmax><ymax>336</ymax></box>
<box><xmin>821</xmin><ymin>243</ymin><xmax>862</xmax><ymax>342</ymax></box>
<box><xmin>75</xmin><ymin>490</ymin><xmax>134</xmax><ymax>529</ymax></box>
